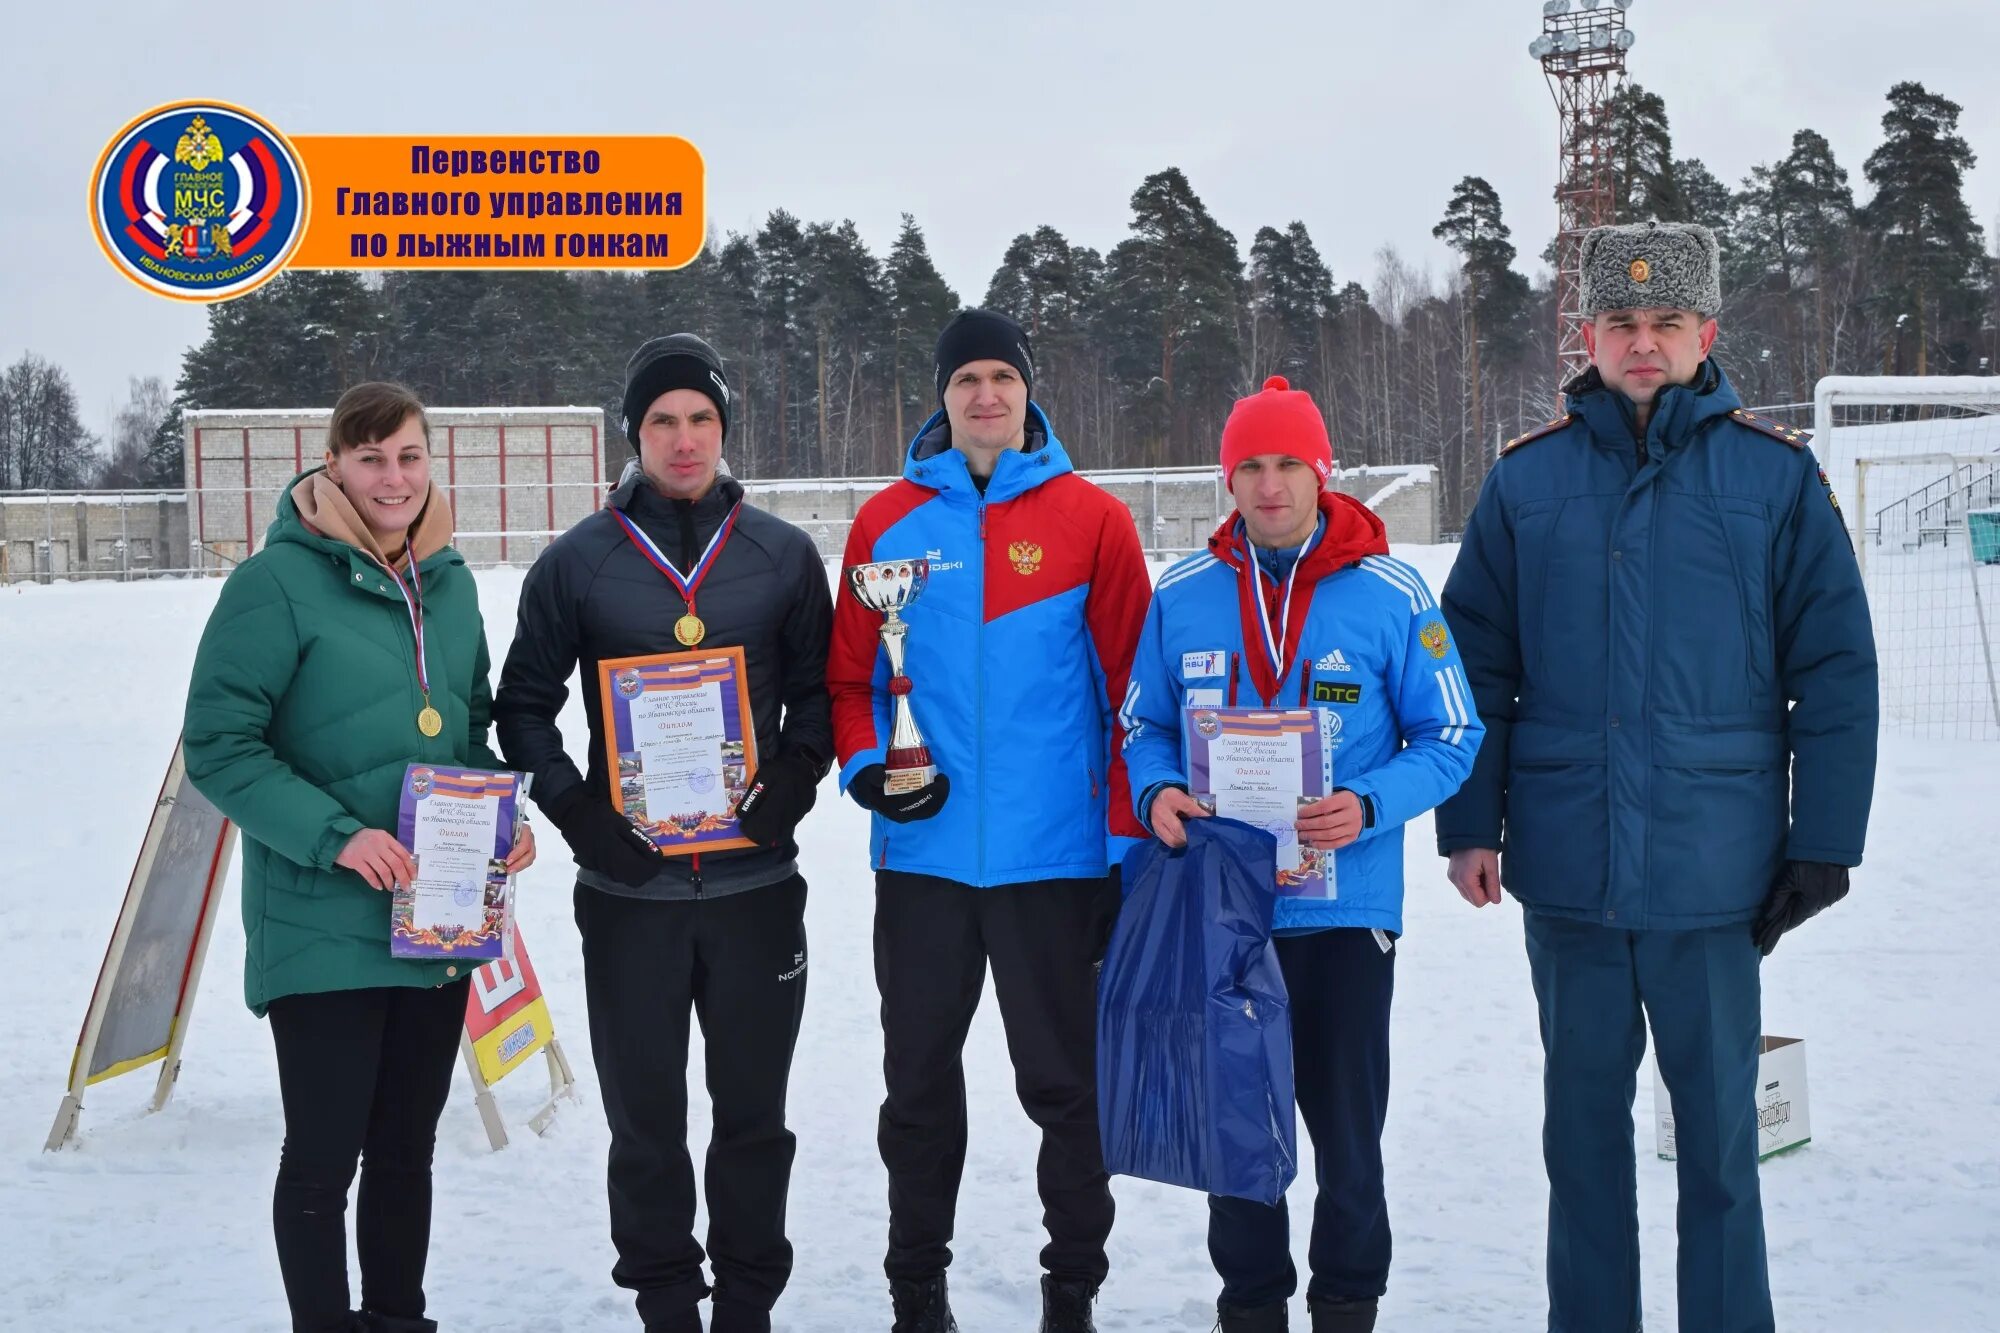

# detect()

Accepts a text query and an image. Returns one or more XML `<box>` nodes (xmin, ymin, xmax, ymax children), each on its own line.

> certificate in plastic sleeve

<box><xmin>1184</xmin><ymin>706</ymin><xmax>1338</xmax><ymax>899</ymax></box>
<box><xmin>598</xmin><ymin>647</ymin><xmax>759</xmax><ymax>856</ymax></box>
<box><xmin>392</xmin><ymin>765</ymin><xmax>519</xmax><ymax>958</ymax></box>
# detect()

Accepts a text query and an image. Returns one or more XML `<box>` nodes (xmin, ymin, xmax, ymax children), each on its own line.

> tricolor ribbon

<box><xmin>611</xmin><ymin>502</ymin><xmax>742</xmax><ymax>619</ymax></box>
<box><xmin>386</xmin><ymin>557</ymin><xmax>431</xmax><ymax>703</ymax></box>
<box><xmin>1243</xmin><ymin>519</ymin><xmax>1322</xmax><ymax>694</ymax></box>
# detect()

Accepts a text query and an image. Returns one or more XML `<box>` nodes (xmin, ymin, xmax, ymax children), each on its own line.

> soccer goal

<box><xmin>1815</xmin><ymin>376</ymin><xmax>2000</xmax><ymax>740</ymax></box>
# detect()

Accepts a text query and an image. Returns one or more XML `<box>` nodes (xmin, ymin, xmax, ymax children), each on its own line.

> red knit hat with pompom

<box><xmin>1220</xmin><ymin>375</ymin><xmax>1333</xmax><ymax>480</ymax></box>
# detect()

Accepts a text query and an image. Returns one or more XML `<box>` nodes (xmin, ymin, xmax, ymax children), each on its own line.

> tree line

<box><xmin>8</xmin><ymin>79</ymin><xmax>1992</xmax><ymax>531</ymax></box>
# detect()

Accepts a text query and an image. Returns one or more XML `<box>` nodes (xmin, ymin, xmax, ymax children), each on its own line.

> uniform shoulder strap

<box><xmin>1499</xmin><ymin>414</ymin><xmax>1574</xmax><ymax>456</ymax></box>
<box><xmin>1728</xmin><ymin>407</ymin><xmax>1811</xmax><ymax>448</ymax></box>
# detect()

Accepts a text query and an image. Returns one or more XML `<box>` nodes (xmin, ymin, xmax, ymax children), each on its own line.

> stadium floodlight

<box><xmin>1578</xmin><ymin>0</ymin><xmax>1601</xmax><ymax>7</ymax></box>
<box><xmin>1615</xmin><ymin>28</ymin><xmax>1636</xmax><ymax>48</ymax></box>
<box><xmin>1542</xmin><ymin>0</ymin><xmax>1570</xmax><ymax>15</ymax></box>
<box><xmin>1528</xmin><ymin>35</ymin><xmax>1551</xmax><ymax>57</ymax></box>
<box><xmin>1590</xmin><ymin>26</ymin><xmax>1612</xmax><ymax>48</ymax></box>
<box><xmin>1613</xmin><ymin>0</ymin><xmax>1634</xmax><ymax>8</ymax></box>
<box><xmin>1558</xmin><ymin>30</ymin><xmax>1583</xmax><ymax>52</ymax></box>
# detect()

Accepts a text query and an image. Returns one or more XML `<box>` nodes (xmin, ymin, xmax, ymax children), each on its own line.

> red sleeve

<box><xmin>830</xmin><ymin>511</ymin><xmax>888</xmax><ymax>775</ymax></box>
<box><xmin>1085</xmin><ymin>493</ymin><xmax>1152</xmax><ymax>840</ymax></box>
<box><xmin>829</xmin><ymin>482</ymin><xmax>933</xmax><ymax>780</ymax></box>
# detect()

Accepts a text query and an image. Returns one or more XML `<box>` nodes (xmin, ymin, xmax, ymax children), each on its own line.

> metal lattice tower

<box><xmin>1531</xmin><ymin>0</ymin><xmax>1634</xmax><ymax>389</ymax></box>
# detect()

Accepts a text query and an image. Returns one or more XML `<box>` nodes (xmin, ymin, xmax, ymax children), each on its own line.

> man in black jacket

<box><xmin>495</xmin><ymin>333</ymin><xmax>833</xmax><ymax>1333</ymax></box>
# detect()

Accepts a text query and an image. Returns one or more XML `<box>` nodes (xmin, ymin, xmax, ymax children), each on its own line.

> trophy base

<box><xmin>883</xmin><ymin>748</ymin><xmax>936</xmax><ymax>796</ymax></box>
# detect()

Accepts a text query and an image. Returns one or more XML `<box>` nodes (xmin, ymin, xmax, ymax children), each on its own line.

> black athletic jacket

<box><xmin>495</xmin><ymin>464</ymin><xmax>834</xmax><ymax>899</ymax></box>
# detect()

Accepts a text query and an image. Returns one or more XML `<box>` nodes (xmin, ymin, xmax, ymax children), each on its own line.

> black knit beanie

<box><xmin>622</xmin><ymin>333</ymin><xmax>730</xmax><ymax>447</ymax></box>
<box><xmin>933</xmin><ymin>309</ymin><xmax>1034</xmax><ymax>402</ymax></box>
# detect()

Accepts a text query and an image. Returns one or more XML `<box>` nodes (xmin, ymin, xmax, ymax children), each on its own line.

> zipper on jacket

<box><xmin>976</xmin><ymin>496</ymin><xmax>988</xmax><ymax>880</ymax></box>
<box><xmin>1227</xmin><ymin>652</ymin><xmax>1241</xmax><ymax>707</ymax></box>
<box><xmin>689</xmin><ymin>851</ymin><xmax>704</xmax><ymax>897</ymax></box>
<box><xmin>878</xmin><ymin>836</ymin><xmax>889</xmax><ymax>870</ymax></box>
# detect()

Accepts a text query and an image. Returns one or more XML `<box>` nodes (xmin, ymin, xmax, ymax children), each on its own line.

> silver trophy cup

<box><xmin>845</xmin><ymin>558</ymin><xmax>936</xmax><ymax>795</ymax></box>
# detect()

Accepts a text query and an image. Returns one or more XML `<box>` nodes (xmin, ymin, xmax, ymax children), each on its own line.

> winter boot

<box><xmin>1039</xmin><ymin>1275</ymin><xmax>1099</xmax><ymax>1332</ymax></box>
<box><xmin>1306</xmin><ymin>1294</ymin><xmax>1378</xmax><ymax>1332</ymax></box>
<box><xmin>889</xmin><ymin>1273</ymin><xmax>959</xmax><ymax>1333</ymax></box>
<box><xmin>1215</xmin><ymin>1301</ymin><xmax>1289</xmax><ymax>1332</ymax></box>
<box><xmin>357</xmin><ymin>1315</ymin><xmax>439</xmax><ymax>1333</ymax></box>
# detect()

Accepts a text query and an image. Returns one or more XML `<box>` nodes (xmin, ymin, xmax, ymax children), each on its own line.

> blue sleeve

<box><xmin>1120</xmin><ymin>590</ymin><xmax>1188</xmax><ymax>833</ymax></box>
<box><xmin>1778</xmin><ymin>447</ymin><xmax>1879</xmax><ymax>865</ymax></box>
<box><xmin>1433</xmin><ymin>466</ymin><xmax>1520</xmax><ymax>853</ymax></box>
<box><xmin>1339</xmin><ymin>571</ymin><xmax>1484</xmax><ymax>842</ymax></box>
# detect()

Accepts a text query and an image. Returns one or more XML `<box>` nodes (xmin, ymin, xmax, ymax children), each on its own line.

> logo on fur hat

<box><xmin>1629</xmin><ymin>259</ymin><xmax>1651</xmax><ymax>283</ymax></box>
<box><xmin>1007</xmin><ymin>540</ymin><xmax>1043</xmax><ymax>575</ymax></box>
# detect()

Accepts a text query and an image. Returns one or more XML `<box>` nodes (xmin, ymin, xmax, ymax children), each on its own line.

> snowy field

<box><xmin>2</xmin><ymin>546</ymin><xmax>1996</xmax><ymax>1332</ymax></box>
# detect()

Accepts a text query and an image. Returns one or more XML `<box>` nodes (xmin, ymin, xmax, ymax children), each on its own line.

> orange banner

<box><xmin>288</xmin><ymin>134</ymin><xmax>704</xmax><ymax>270</ymax></box>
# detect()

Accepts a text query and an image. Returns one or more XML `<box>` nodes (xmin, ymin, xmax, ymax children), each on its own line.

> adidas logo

<box><xmin>1314</xmin><ymin>649</ymin><xmax>1354</xmax><ymax>673</ymax></box>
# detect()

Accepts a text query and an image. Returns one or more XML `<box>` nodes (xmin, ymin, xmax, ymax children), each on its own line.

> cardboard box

<box><xmin>1654</xmin><ymin>1035</ymin><xmax>1811</xmax><ymax>1162</ymax></box>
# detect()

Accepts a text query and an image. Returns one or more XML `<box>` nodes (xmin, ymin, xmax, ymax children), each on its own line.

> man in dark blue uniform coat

<box><xmin>1435</xmin><ymin>221</ymin><xmax>1879</xmax><ymax>1333</ymax></box>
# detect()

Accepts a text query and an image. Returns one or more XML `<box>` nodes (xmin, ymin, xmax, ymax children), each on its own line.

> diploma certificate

<box><xmin>598</xmin><ymin>647</ymin><xmax>759</xmax><ymax>856</ymax></box>
<box><xmin>1185</xmin><ymin>706</ymin><xmax>1339</xmax><ymax>898</ymax></box>
<box><xmin>392</xmin><ymin>765</ymin><xmax>520</xmax><ymax>958</ymax></box>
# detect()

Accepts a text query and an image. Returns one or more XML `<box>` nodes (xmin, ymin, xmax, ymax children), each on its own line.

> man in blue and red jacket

<box><xmin>828</xmin><ymin>309</ymin><xmax>1151</xmax><ymax>1333</ymax></box>
<box><xmin>1121</xmin><ymin>377</ymin><xmax>1483</xmax><ymax>1333</ymax></box>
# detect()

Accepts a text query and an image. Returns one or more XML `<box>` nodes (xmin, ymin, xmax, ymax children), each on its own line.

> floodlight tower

<box><xmin>1530</xmin><ymin>0</ymin><xmax>1636</xmax><ymax>389</ymax></box>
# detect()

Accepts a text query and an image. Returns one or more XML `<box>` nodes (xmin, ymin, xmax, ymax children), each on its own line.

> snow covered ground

<box><xmin>3</xmin><ymin>547</ymin><xmax>1996</xmax><ymax>1331</ymax></box>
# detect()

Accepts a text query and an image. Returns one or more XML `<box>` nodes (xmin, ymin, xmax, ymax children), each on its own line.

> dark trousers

<box><xmin>1209</xmin><ymin>927</ymin><xmax>1396</xmax><ymax>1309</ymax></box>
<box><xmin>574</xmin><ymin>877</ymin><xmax>809</xmax><ymax>1323</ymax></box>
<box><xmin>266</xmin><ymin>979</ymin><xmax>469</xmax><ymax>1333</ymax></box>
<box><xmin>874</xmin><ymin>870</ymin><xmax>1121</xmax><ymax>1284</ymax></box>
<box><xmin>1523</xmin><ymin>911</ymin><xmax>1772</xmax><ymax>1333</ymax></box>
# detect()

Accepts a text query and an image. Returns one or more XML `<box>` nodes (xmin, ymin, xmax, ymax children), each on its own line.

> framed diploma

<box><xmin>597</xmin><ymin>647</ymin><xmax>760</xmax><ymax>856</ymax></box>
<box><xmin>392</xmin><ymin>765</ymin><xmax>521</xmax><ymax>958</ymax></box>
<box><xmin>1185</xmin><ymin>706</ymin><xmax>1340</xmax><ymax>899</ymax></box>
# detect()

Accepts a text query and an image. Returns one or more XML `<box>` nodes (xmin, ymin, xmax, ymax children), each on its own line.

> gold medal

<box><xmin>418</xmin><ymin>705</ymin><xmax>443</xmax><ymax>737</ymax></box>
<box><xmin>674</xmin><ymin>613</ymin><xmax>706</xmax><ymax>646</ymax></box>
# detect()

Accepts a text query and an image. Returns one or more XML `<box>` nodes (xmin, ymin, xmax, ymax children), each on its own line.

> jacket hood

<box><xmin>1207</xmin><ymin>489</ymin><xmax>1390</xmax><ymax>577</ymax></box>
<box><xmin>901</xmin><ymin>401</ymin><xmax>1074</xmax><ymax>504</ymax></box>
<box><xmin>279</xmin><ymin>466</ymin><xmax>453</xmax><ymax>571</ymax></box>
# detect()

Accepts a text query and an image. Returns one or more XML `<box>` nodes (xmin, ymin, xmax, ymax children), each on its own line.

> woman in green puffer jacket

<box><xmin>183</xmin><ymin>382</ymin><xmax>533</xmax><ymax>1333</ymax></box>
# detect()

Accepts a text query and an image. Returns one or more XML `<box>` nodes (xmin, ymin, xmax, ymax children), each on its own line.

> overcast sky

<box><xmin>5</xmin><ymin>0</ymin><xmax>1997</xmax><ymax>442</ymax></box>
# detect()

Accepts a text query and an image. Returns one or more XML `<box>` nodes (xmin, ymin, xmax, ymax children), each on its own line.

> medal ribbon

<box><xmin>386</xmin><ymin>557</ymin><xmax>431</xmax><ymax>705</ymax></box>
<box><xmin>611</xmin><ymin>502</ymin><xmax>743</xmax><ymax>621</ymax></box>
<box><xmin>1243</xmin><ymin>519</ymin><xmax>1322</xmax><ymax>691</ymax></box>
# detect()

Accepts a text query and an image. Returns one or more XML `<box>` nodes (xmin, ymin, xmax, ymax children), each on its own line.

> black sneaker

<box><xmin>890</xmin><ymin>1273</ymin><xmax>959</xmax><ymax>1333</ymax></box>
<box><xmin>1306</xmin><ymin>1294</ymin><xmax>1378</xmax><ymax>1333</ymax></box>
<box><xmin>1215</xmin><ymin>1301</ymin><xmax>1289</xmax><ymax>1332</ymax></box>
<box><xmin>1040</xmin><ymin>1275</ymin><xmax>1098</xmax><ymax>1332</ymax></box>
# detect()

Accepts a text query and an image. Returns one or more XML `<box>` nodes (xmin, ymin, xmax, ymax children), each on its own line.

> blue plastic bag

<box><xmin>1097</xmin><ymin>817</ymin><xmax>1297</xmax><ymax>1205</ymax></box>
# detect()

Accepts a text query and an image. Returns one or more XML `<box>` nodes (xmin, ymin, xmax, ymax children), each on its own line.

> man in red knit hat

<box><xmin>1122</xmin><ymin>377</ymin><xmax>1482</xmax><ymax>1332</ymax></box>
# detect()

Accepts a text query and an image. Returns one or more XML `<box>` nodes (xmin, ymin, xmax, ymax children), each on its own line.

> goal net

<box><xmin>1814</xmin><ymin>376</ymin><xmax>2000</xmax><ymax>740</ymax></box>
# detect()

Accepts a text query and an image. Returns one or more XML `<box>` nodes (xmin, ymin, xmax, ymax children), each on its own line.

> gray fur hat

<box><xmin>1579</xmin><ymin>221</ymin><xmax>1721</xmax><ymax>318</ymax></box>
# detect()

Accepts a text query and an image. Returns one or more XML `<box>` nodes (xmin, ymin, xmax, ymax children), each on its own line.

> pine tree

<box><xmin>983</xmin><ymin>225</ymin><xmax>1101</xmax><ymax>443</ymax></box>
<box><xmin>884</xmin><ymin>214</ymin><xmax>958</xmax><ymax>454</ymax></box>
<box><xmin>1246</xmin><ymin>221</ymin><xmax>1335</xmax><ymax>394</ymax></box>
<box><xmin>1864</xmin><ymin>81</ymin><xmax>1987</xmax><ymax>374</ymax></box>
<box><xmin>754</xmin><ymin>210</ymin><xmax>812</xmax><ymax>475</ymax></box>
<box><xmin>1594</xmin><ymin>84</ymin><xmax>1681</xmax><ymax>223</ymax></box>
<box><xmin>1098</xmin><ymin>168</ymin><xmax>1244</xmax><ymax>464</ymax></box>
<box><xmin>1433</xmin><ymin>177</ymin><xmax>1529</xmax><ymax>503</ymax></box>
<box><xmin>801</xmin><ymin>219</ymin><xmax>886</xmax><ymax>476</ymax></box>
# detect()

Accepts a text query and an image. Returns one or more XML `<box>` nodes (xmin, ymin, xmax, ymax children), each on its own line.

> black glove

<box><xmin>733</xmin><ymin>752</ymin><xmax>822</xmax><ymax>848</ymax></box>
<box><xmin>544</xmin><ymin>786</ymin><xmax>666</xmax><ymax>889</ymax></box>
<box><xmin>1753</xmin><ymin>860</ymin><xmax>1850</xmax><ymax>956</ymax></box>
<box><xmin>848</xmin><ymin>764</ymin><xmax>951</xmax><ymax>824</ymax></box>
